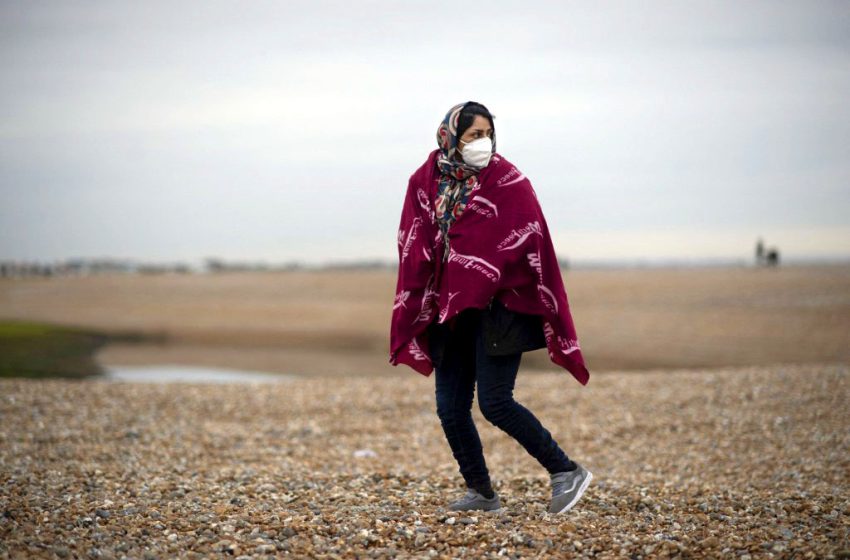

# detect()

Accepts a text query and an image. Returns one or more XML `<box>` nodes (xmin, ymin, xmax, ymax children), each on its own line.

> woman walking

<box><xmin>389</xmin><ymin>101</ymin><xmax>592</xmax><ymax>514</ymax></box>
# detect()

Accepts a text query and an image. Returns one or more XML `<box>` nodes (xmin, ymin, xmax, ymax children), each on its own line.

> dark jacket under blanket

<box><xmin>426</xmin><ymin>297</ymin><xmax>547</xmax><ymax>370</ymax></box>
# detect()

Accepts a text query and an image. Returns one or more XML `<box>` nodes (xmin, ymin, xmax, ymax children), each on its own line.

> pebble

<box><xmin>0</xmin><ymin>363</ymin><xmax>845</xmax><ymax>558</ymax></box>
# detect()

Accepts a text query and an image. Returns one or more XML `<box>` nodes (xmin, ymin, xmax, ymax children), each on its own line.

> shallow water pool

<box><xmin>97</xmin><ymin>364</ymin><xmax>296</xmax><ymax>384</ymax></box>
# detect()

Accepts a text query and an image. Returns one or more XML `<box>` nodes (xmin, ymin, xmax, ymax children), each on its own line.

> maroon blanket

<box><xmin>389</xmin><ymin>149</ymin><xmax>590</xmax><ymax>386</ymax></box>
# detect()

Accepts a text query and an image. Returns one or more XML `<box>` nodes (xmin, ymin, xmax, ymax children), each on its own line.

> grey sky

<box><xmin>2</xmin><ymin>0</ymin><xmax>849</xmax><ymax>265</ymax></box>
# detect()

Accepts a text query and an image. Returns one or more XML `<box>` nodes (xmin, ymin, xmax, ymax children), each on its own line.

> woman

<box><xmin>389</xmin><ymin>101</ymin><xmax>592</xmax><ymax>515</ymax></box>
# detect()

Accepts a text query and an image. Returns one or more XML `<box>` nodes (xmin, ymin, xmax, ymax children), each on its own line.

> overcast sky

<box><xmin>1</xmin><ymin>0</ymin><xmax>848</xmax><ymax>266</ymax></box>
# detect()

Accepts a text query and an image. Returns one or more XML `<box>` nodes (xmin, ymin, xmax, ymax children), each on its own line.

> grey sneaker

<box><xmin>548</xmin><ymin>462</ymin><xmax>593</xmax><ymax>514</ymax></box>
<box><xmin>447</xmin><ymin>488</ymin><xmax>502</xmax><ymax>512</ymax></box>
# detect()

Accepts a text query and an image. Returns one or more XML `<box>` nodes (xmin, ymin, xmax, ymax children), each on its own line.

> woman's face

<box><xmin>454</xmin><ymin>115</ymin><xmax>494</xmax><ymax>162</ymax></box>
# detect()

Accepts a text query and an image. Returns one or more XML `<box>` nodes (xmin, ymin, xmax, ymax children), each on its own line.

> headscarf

<box><xmin>434</xmin><ymin>102</ymin><xmax>497</xmax><ymax>259</ymax></box>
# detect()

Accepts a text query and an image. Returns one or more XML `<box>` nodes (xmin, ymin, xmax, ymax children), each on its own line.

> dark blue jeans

<box><xmin>433</xmin><ymin>307</ymin><xmax>575</xmax><ymax>493</ymax></box>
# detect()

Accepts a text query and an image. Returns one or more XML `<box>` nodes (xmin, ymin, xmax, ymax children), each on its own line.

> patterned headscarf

<box><xmin>434</xmin><ymin>102</ymin><xmax>497</xmax><ymax>259</ymax></box>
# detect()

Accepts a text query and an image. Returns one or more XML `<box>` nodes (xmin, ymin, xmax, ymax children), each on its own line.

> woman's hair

<box><xmin>457</xmin><ymin>101</ymin><xmax>495</xmax><ymax>139</ymax></box>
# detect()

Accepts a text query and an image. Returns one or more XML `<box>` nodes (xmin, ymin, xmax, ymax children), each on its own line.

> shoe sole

<box><xmin>554</xmin><ymin>470</ymin><xmax>593</xmax><ymax>514</ymax></box>
<box><xmin>448</xmin><ymin>504</ymin><xmax>503</xmax><ymax>513</ymax></box>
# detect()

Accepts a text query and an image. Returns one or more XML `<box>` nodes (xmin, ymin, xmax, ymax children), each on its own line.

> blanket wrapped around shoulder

<box><xmin>389</xmin><ymin>148</ymin><xmax>590</xmax><ymax>386</ymax></box>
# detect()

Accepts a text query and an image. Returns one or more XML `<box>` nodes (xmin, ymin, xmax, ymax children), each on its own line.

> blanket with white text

<box><xmin>389</xmin><ymin>149</ymin><xmax>590</xmax><ymax>386</ymax></box>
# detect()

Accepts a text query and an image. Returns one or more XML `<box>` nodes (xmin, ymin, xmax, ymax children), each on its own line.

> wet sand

<box><xmin>1</xmin><ymin>265</ymin><xmax>849</xmax><ymax>377</ymax></box>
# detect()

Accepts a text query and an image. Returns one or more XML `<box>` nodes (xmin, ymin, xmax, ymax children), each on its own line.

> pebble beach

<box><xmin>2</xmin><ymin>362</ymin><xmax>848</xmax><ymax>559</ymax></box>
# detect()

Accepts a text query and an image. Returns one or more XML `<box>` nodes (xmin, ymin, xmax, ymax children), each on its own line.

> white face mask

<box><xmin>458</xmin><ymin>136</ymin><xmax>493</xmax><ymax>168</ymax></box>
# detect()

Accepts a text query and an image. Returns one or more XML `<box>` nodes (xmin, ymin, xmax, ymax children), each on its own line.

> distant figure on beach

<box><xmin>755</xmin><ymin>237</ymin><xmax>780</xmax><ymax>267</ymax></box>
<box><xmin>389</xmin><ymin>101</ymin><xmax>593</xmax><ymax>515</ymax></box>
<box><xmin>766</xmin><ymin>247</ymin><xmax>780</xmax><ymax>266</ymax></box>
